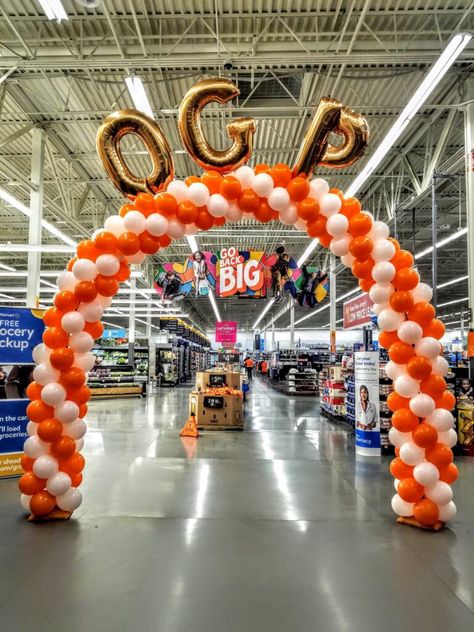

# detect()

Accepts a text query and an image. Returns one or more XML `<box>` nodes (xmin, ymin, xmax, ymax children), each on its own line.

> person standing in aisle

<box><xmin>261</xmin><ymin>359</ymin><xmax>268</xmax><ymax>379</ymax></box>
<box><xmin>244</xmin><ymin>356</ymin><xmax>254</xmax><ymax>381</ymax></box>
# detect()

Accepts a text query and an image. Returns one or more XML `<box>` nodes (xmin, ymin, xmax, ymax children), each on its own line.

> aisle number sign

<box><xmin>217</xmin><ymin>247</ymin><xmax>265</xmax><ymax>298</ymax></box>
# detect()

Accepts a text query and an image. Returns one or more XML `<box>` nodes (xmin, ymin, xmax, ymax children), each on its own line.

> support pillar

<box><xmin>289</xmin><ymin>301</ymin><xmax>295</xmax><ymax>348</ymax></box>
<box><xmin>464</xmin><ymin>102</ymin><xmax>474</xmax><ymax>372</ymax></box>
<box><xmin>329</xmin><ymin>254</ymin><xmax>336</xmax><ymax>354</ymax></box>
<box><xmin>271</xmin><ymin>321</ymin><xmax>275</xmax><ymax>351</ymax></box>
<box><xmin>26</xmin><ymin>128</ymin><xmax>45</xmax><ymax>307</ymax></box>
<box><xmin>128</xmin><ymin>277</ymin><xmax>136</xmax><ymax>365</ymax></box>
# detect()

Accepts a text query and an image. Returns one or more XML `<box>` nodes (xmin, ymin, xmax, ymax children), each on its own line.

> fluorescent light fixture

<box><xmin>346</xmin><ymin>33</ymin><xmax>472</xmax><ymax>198</ymax></box>
<box><xmin>125</xmin><ymin>75</ymin><xmax>154</xmax><ymax>119</ymax></box>
<box><xmin>38</xmin><ymin>0</ymin><xmax>68</xmax><ymax>22</ymax></box>
<box><xmin>0</xmin><ymin>292</ymin><xmax>13</xmax><ymax>299</ymax></box>
<box><xmin>208</xmin><ymin>289</ymin><xmax>221</xmax><ymax>321</ymax></box>
<box><xmin>0</xmin><ymin>262</ymin><xmax>16</xmax><ymax>272</ymax></box>
<box><xmin>297</xmin><ymin>239</ymin><xmax>319</xmax><ymax>267</ymax></box>
<box><xmin>253</xmin><ymin>298</ymin><xmax>275</xmax><ymax>329</ymax></box>
<box><xmin>438</xmin><ymin>296</ymin><xmax>468</xmax><ymax>307</ymax></box>
<box><xmin>0</xmin><ymin>244</ymin><xmax>76</xmax><ymax>253</ymax></box>
<box><xmin>40</xmin><ymin>279</ymin><xmax>57</xmax><ymax>289</ymax></box>
<box><xmin>186</xmin><ymin>235</ymin><xmax>199</xmax><ymax>254</ymax></box>
<box><xmin>437</xmin><ymin>274</ymin><xmax>469</xmax><ymax>289</ymax></box>
<box><xmin>41</xmin><ymin>220</ymin><xmax>77</xmax><ymax>247</ymax></box>
<box><xmin>414</xmin><ymin>227</ymin><xmax>467</xmax><ymax>260</ymax></box>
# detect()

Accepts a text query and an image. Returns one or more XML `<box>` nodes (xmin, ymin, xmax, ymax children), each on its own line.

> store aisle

<box><xmin>1</xmin><ymin>380</ymin><xmax>474</xmax><ymax>631</ymax></box>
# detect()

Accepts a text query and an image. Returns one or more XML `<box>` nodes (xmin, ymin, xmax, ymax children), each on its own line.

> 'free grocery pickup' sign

<box><xmin>0</xmin><ymin>307</ymin><xmax>45</xmax><ymax>364</ymax></box>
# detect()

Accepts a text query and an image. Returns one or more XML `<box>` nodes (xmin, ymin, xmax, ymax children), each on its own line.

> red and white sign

<box><xmin>218</xmin><ymin>247</ymin><xmax>265</xmax><ymax>297</ymax></box>
<box><xmin>215</xmin><ymin>320</ymin><xmax>237</xmax><ymax>344</ymax></box>
<box><xmin>343</xmin><ymin>293</ymin><xmax>374</xmax><ymax>329</ymax></box>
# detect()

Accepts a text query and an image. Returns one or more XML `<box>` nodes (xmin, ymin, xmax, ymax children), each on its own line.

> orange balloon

<box><xmin>201</xmin><ymin>170</ymin><xmax>222</xmax><ymax>194</ymax></box>
<box><xmin>420</xmin><ymin>375</ymin><xmax>447</xmax><ymax>398</ymax></box>
<box><xmin>78</xmin><ymin>404</ymin><xmax>88</xmax><ymax>419</ymax></box>
<box><xmin>389</xmin><ymin>290</ymin><xmax>414</xmax><ymax>313</ymax></box>
<box><xmin>70</xmin><ymin>473</ymin><xmax>83</xmax><ymax>487</ymax></box>
<box><xmin>425</xmin><ymin>442</ymin><xmax>453</xmax><ymax>469</ymax></box>
<box><xmin>391</xmin><ymin>408</ymin><xmax>419</xmax><ymax>432</ymax></box>
<box><xmin>439</xmin><ymin>463</ymin><xmax>458</xmax><ymax>484</ymax></box>
<box><xmin>115</xmin><ymin>261</ymin><xmax>130</xmax><ymax>283</ymax></box>
<box><xmin>348</xmin><ymin>212</ymin><xmax>372</xmax><ymax>236</ymax></box>
<box><xmin>139</xmin><ymin>231</ymin><xmax>161</xmax><ymax>255</ymax></box>
<box><xmin>254</xmin><ymin>200</ymin><xmax>274</xmax><ymax>223</ymax></box>
<box><xmin>393</xmin><ymin>267</ymin><xmax>419</xmax><ymax>291</ymax></box>
<box><xmin>94</xmin><ymin>231</ymin><xmax>118</xmax><ymax>254</ymax></box>
<box><xmin>19</xmin><ymin>472</ymin><xmax>46</xmax><ymax>495</ymax></box>
<box><xmin>26</xmin><ymin>400</ymin><xmax>54</xmax><ymax>423</ymax></box>
<box><xmin>319</xmin><ymin>233</ymin><xmax>332</xmax><ymax>248</ymax></box>
<box><xmin>95</xmin><ymin>275</ymin><xmax>119</xmax><ymax>298</ymax></box>
<box><xmin>406</xmin><ymin>356</ymin><xmax>432</xmax><ymax>380</ymax></box>
<box><xmin>118</xmin><ymin>232</ymin><xmax>140</xmax><ymax>256</ymax></box>
<box><xmin>387</xmin><ymin>392</ymin><xmax>411</xmax><ymax>412</ymax></box>
<box><xmin>42</xmin><ymin>326</ymin><xmax>69</xmax><ymax>350</ymax></box>
<box><xmin>59</xmin><ymin>452</ymin><xmax>85</xmax><ymax>475</ymax></box>
<box><xmin>287</xmin><ymin>177</ymin><xmax>310</xmax><ymax>201</ymax></box>
<box><xmin>50</xmin><ymin>346</ymin><xmax>75</xmax><ymax>371</ymax></box>
<box><xmin>378</xmin><ymin>331</ymin><xmax>400</xmax><ymax>349</ymax></box>
<box><xmin>21</xmin><ymin>454</ymin><xmax>35</xmax><ymax>472</ymax></box>
<box><xmin>423</xmin><ymin>318</ymin><xmax>445</xmax><ymax>339</ymax></box>
<box><xmin>391</xmin><ymin>249</ymin><xmax>414</xmax><ymax>269</ymax></box>
<box><xmin>26</xmin><ymin>382</ymin><xmax>42</xmax><ymax>401</ymax></box>
<box><xmin>412</xmin><ymin>423</ymin><xmax>438</xmax><ymax>448</ymax></box>
<box><xmin>159</xmin><ymin>234</ymin><xmax>172</xmax><ymax>248</ymax></box>
<box><xmin>54</xmin><ymin>291</ymin><xmax>80</xmax><ymax>313</ymax></box>
<box><xmin>134</xmin><ymin>193</ymin><xmax>155</xmax><ymax>216</ymax></box>
<box><xmin>185</xmin><ymin>175</ymin><xmax>200</xmax><ymax>187</ymax></box>
<box><xmin>407</xmin><ymin>301</ymin><xmax>436</xmax><ymax>326</ymax></box>
<box><xmin>219</xmin><ymin>175</ymin><xmax>241</xmax><ymax>200</ymax></box>
<box><xmin>307</xmin><ymin>215</ymin><xmax>327</xmax><ymax>238</ymax></box>
<box><xmin>43</xmin><ymin>307</ymin><xmax>65</xmax><ymax>328</ymax></box>
<box><xmin>270</xmin><ymin>163</ymin><xmax>292</xmax><ymax>187</ymax></box>
<box><xmin>67</xmin><ymin>385</ymin><xmax>91</xmax><ymax>405</ymax></box>
<box><xmin>37</xmin><ymin>418</ymin><xmax>63</xmax><ymax>443</ymax></box>
<box><xmin>395</xmin><ymin>447</ymin><xmax>400</xmax><ymax>457</ymax></box>
<box><xmin>60</xmin><ymin>367</ymin><xmax>86</xmax><ymax>389</ymax></box>
<box><xmin>359</xmin><ymin>278</ymin><xmax>375</xmax><ymax>292</ymax></box>
<box><xmin>340</xmin><ymin>197</ymin><xmax>361</xmax><ymax>218</ymax></box>
<box><xmin>176</xmin><ymin>201</ymin><xmax>198</xmax><ymax>225</ymax></box>
<box><xmin>435</xmin><ymin>390</ymin><xmax>456</xmax><ymax>411</ymax></box>
<box><xmin>30</xmin><ymin>491</ymin><xmax>56</xmax><ymax>517</ymax></box>
<box><xmin>328</xmin><ymin>187</ymin><xmax>344</xmax><ymax>201</ymax></box>
<box><xmin>387</xmin><ymin>237</ymin><xmax>400</xmax><ymax>252</ymax></box>
<box><xmin>67</xmin><ymin>257</ymin><xmax>77</xmax><ymax>271</ymax></box>
<box><xmin>76</xmin><ymin>239</ymin><xmax>99</xmax><ymax>261</ymax></box>
<box><xmin>389</xmin><ymin>341</ymin><xmax>415</xmax><ymax>364</ymax></box>
<box><xmin>83</xmin><ymin>320</ymin><xmax>104</xmax><ymax>340</ymax></box>
<box><xmin>154</xmin><ymin>192</ymin><xmax>178</xmax><ymax>217</ymax></box>
<box><xmin>352</xmin><ymin>257</ymin><xmax>374</xmax><ymax>279</ymax></box>
<box><xmin>75</xmin><ymin>280</ymin><xmax>98</xmax><ymax>303</ymax></box>
<box><xmin>390</xmin><ymin>457</ymin><xmax>414</xmax><ymax>480</ymax></box>
<box><xmin>215</xmin><ymin>216</ymin><xmax>226</xmax><ymax>227</ymax></box>
<box><xmin>195</xmin><ymin>209</ymin><xmax>214</xmax><ymax>231</ymax></box>
<box><xmin>297</xmin><ymin>198</ymin><xmax>319</xmax><ymax>222</ymax></box>
<box><xmin>254</xmin><ymin>163</ymin><xmax>271</xmax><ymax>174</ymax></box>
<box><xmin>349</xmin><ymin>236</ymin><xmax>373</xmax><ymax>260</ymax></box>
<box><xmin>238</xmin><ymin>189</ymin><xmax>260</xmax><ymax>213</ymax></box>
<box><xmin>51</xmin><ymin>436</ymin><xmax>77</xmax><ymax>459</ymax></box>
<box><xmin>118</xmin><ymin>203</ymin><xmax>134</xmax><ymax>217</ymax></box>
<box><xmin>398</xmin><ymin>477</ymin><xmax>424</xmax><ymax>503</ymax></box>
<box><xmin>414</xmin><ymin>498</ymin><xmax>439</xmax><ymax>526</ymax></box>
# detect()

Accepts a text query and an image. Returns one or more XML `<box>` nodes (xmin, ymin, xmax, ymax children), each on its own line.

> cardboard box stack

<box><xmin>190</xmin><ymin>370</ymin><xmax>244</xmax><ymax>429</ymax></box>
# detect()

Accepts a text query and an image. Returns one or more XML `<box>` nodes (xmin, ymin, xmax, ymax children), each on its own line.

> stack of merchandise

<box><xmin>190</xmin><ymin>370</ymin><xmax>244</xmax><ymax>429</ymax></box>
<box><xmin>321</xmin><ymin>367</ymin><xmax>346</xmax><ymax>418</ymax></box>
<box><xmin>287</xmin><ymin>368</ymin><xmax>318</xmax><ymax>394</ymax></box>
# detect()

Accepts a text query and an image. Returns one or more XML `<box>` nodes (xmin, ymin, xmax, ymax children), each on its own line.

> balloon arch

<box><xmin>18</xmin><ymin>79</ymin><xmax>457</xmax><ymax>528</ymax></box>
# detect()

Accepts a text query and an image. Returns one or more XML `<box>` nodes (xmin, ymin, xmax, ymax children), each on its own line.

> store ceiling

<box><xmin>0</xmin><ymin>1</ymin><xmax>472</xmax><ymax>334</ymax></box>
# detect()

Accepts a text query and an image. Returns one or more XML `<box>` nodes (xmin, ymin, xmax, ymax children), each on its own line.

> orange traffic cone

<box><xmin>180</xmin><ymin>413</ymin><xmax>199</xmax><ymax>438</ymax></box>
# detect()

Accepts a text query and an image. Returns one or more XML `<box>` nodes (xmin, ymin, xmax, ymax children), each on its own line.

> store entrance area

<box><xmin>1</xmin><ymin>378</ymin><xmax>474</xmax><ymax>630</ymax></box>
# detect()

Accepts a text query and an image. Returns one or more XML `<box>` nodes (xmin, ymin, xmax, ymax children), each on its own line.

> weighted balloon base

<box><xmin>397</xmin><ymin>516</ymin><xmax>444</xmax><ymax>531</ymax></box>
<box><xmin>28</xmin><ymin>509</ymin><xmax>72</xmax><ymax>523</ymax></box>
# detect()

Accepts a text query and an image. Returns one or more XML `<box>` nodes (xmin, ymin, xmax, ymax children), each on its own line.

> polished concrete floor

<box><xmin>1</xmin><ymin>378</ymin><xmax>474</xmax><ymax>631</ymax></box>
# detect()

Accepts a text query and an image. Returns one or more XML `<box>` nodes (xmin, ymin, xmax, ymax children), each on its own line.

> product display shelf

<box><xmin>156</xmin><ymin>346</ymin><xmax>179</xmax><ymax>386</ymax></box>
<box><xmin>285</xmin><ymin>368</ymin><xmax>318</xmax><ymax>395</ymax></box>
<box><xmin>344</xmin><ymin>371</ymin><xmax>355</xmax><ymax>427</ymax></box>
<box><xmin>87</xmin><ymin>365</ymin><xmax>144</xmax><ymax>399</ymax></box>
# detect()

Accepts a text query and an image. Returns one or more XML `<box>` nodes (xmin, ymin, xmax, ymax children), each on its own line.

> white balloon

<box><xmin>126</xmin><ymin>251</ymin><xmax>146</xmax><ymax>264</ymax></box>
<box><xmin>33</xmin><ymin>363</ymin><xmax>60</xmax><ymax>386</ymax></box>
<box><xmin>75</xmin><ymin>437</ymin><xmax>85</xmax><ymax>452</ymax></box>
<box><xmin>398</xmin><ymin>321</ymin><xmax>423</xmax><ymax>344</ymax></box>
<box><xmin>207</xmin><ymin>194</ymin><xmax>229</xmax><ymax>218</ymax></box>
<box><xmin>438</xmin><ymin>501</ymin><xmax>456</xmax><ymax>522</ymax></box>
<box><xmin>27</xmin><ymin>421</ymin><xmax>38</xmax><ymax>436</ymax></box>
<box><xmin>393</xmin><ymin>478</ymin><xmax>400</xmax><ymax>491</ymax></box>
<box><xmin>294</xmin><ymin>218</ymin><xmax>307</xmax><ymax>232</ymax></box>
<box><xmin>431</xmin><ymin>356</ymin><xmax>449</xmax><ymax>377</ymax></box>
<box><xmin>32</xmin><ymin>343</ymin><xmax>51</xmax><ymax>364</ymax></box>
<box><xmin>413</xmin><ymin>461</ymin><xmax>440</xmax><ymax>486</ymax></box>
<box><xmin>319</xmin><ymin>193</ymin><xmax>342</xmax><ymax>217</ymax></box>
<box><xmin>46</xmin><ymin>471</ymin><xmax>72</xmax><ymax>496</ymax></box>
<box><xmin>184</xmin><ymin>223</ymin><xmax>198</xmax><ymax>237</ymax></box>
<box><xmin>57</xmin><ymin>271</ymin><xmax>78</xmax><ymax>292</ymax></box>
<box><xmin>309</xmin><ymin>178</ymin><xmax>329</xmax><ymax>200</ymax></box>
<box><xmin>369</xmin><ymin>220</ymin><xmax>390</xmax><ymax>241</ymax></box>
<box><xmin>371</xmin><ymin>239</ymin><xmax>396</xmax><ymax>262</ymax></box>
<box><xmin>412</xmin><ymin>282</ymin><xmax>433</xmax><ymax>303</ymax></box>
<box><xmin>268</xmin><ymin>187</ymin><xmax>290</xmax><ymax>212</ymax></box>
<box><xmin>326</xmin><ymin>214</ymin><xmax>349</xmax><ymax>237</ymax></box>
<box><xmin>62</xmin><ymin>418</ymin><xmax>87</xmax><ymax>440</ymax></box>
<box><xmin>187</xmin><ymin>182</ymin><xmax>210</xmax><ymax>206</ymax></box>
<box><xmin>399</xmin><ymin>441</ymin><xmax>425</xmax><ymax>466</ymax></box>
<box><xmin>166</xmin><ymin>179</ymin><xmax>188</xmax><ymax>203</ymax></box>
<box><xmin>146</xmin><ymin>213</ymin><xmax>168</xmax><ymax>237</ymax></box>
<box><xmin>55</xmin><ymin>400</ymin><xmax>80</xmax><ymax>424</ymax></box>
<box><xmin>425</xmin><ymin>481</ymin><xmax>453</xmax><ymax>505</ymax></box>
<box><xmin>372</xmin><ymin>302</ymin><xmax>389</xmax><ymax>316</ymax></box>
<box><xmin>226</xmin><ymin>203</ymin><xmax>243</xmax><ymax>223</ymax></box>
<box><xmin>391</xmin><ymin>494</ymin><xmax>415</xmax><ymax>517</ymax></box>
<box><xmin>377</xmin><ymin>308</ymin><xmax>405</xmax><ymax>332</ymax></box>
<box><xmin>104</xmin><ymin>215</ymin><xmax>125</xmax><ymax>237</ymax></box>
<box><xmin>69</xmin><ymin>332</ymin><xmax>95</xmax><ymax>353</ymax></box>
<box><xmin>233</xmin><ymin>165</ymin><xmax>255</xmax><ymax>188</ymax></box>
<box><xmin>415</xmin><ymin>337</ymin><xmax>442</xmax><ymax>359</ymax></box>
<box><xmin>409</xmin><ymin>393</ymin><xmax>435</xmax><ymax>418</ymax></box>
<box><xmin>33</xmin><ymin>455</ymin><xmax>59</xmax><ymax>479</ymax></box>
<box><xmin>95</xmin><ymin>254</ymin><xmax>120</xmax><ymax>277</ymax></box>
<box><xmin>251</xmin><ymin>172</ymin><xmax>274</xmax><ymax>197</ymax></box>
<box><xmin>372</xmin><ymin>261</ymin><xmax>396</xmax><ymax>284</ymax></box>
<box><xmin>20</xmin><ymin>494</ymin><xmax>31</xmax><ymax>511</ymax></box>
<box><xmin>388</xmin><ymin>427</ymin><xmax>412</xmax><ymax>448</ymax></box>
<box><xmin>78</xmin><ymin>301</ymin><xmax>104</xmax><ymax>323</ymax></box>
<box><xmin>369</xmin><ymin>283</ymin><xmax>394</xmax><ymax>304</ymax></box>
<box><xmin>279</xmin><ymin>203</ymin><xmax>298</xmax><ymax>225</ymax></box>
<box><xmin>385</xmin><ymin>361</ymin><xmax>406</xmax><ymax>381</ymax></box>
<box><xmin>56</xmin><ymin>487</ymin><xmax>83</xmax><ymax>512</ymax></box>
<box><xmin>340</xmin><ymin>253</ymin><xmax>355</xmax><ymax>267</ymax></box>
<box><xmin>72</xmin><ymin>258</ymin><xmax>97</xmax><ymax>282</ymax></box>
<box><xmin>438</xmin><ymin>428</ymin><xmax>458</xmax><ymax>448</ymax></box>
<box><xmin>41</xmin><ymin>382</ymin><xmax>67</xmax><ymax>406</ymax></box>
<box><xmin>123</xmin><ymin>210</ymin><xmax>147</xmax><ymax>234</ymax></box>
<box><xmin>426</xmin><ymin>408</ymin><xmax>454</xmax><ymax>432</ymax></box>
<box><xmin>24</xmin><ymin>436</ymin><xmax>48</xmax><ymax>458</ymax></box>
<box><xmin>394</xmin><ymin>374</ymin><xmax>420</xmax><ymax>398</ymax></box>
<box><xmin>61</xmin><ymin>311</ymin><xmax>85</xmax><ymax>335</ymax></box>
<box><xmin>96</xmin><ymin>294</ymin><xmax>113</xmax><ymax>308</ymax></box>
<box><xmin>329</xmin><ymin>235</ymin><xmax>351</xmax><ymax>257</ymax></box>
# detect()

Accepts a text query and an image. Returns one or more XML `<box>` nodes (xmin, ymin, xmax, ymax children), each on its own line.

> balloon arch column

<box><xmin>18</xmin><ymin>79</ymin><xmax>458</xmax><ymax>528</ymax></box>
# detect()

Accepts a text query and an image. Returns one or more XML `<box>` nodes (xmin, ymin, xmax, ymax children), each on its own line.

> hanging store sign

<box><xmin>215</xmin><ymin>320</ymin><xmax>237</xmax><ymax>344</ymax></box>
<box><xmin>217</xmin><ymin>247</ymin><xmax>266</xmax><ymax>298</ymax></box>
<box><xmin>343</xmin><ymin>293</ymin><xmax>374</xmax><ymax>329</ymax></box>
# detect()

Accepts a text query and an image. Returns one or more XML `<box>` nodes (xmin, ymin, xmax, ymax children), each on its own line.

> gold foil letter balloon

<box><xmin>178</xmin><ymin>78</ymin><xmax>256</xmax><ymax>173</ymax></box>
<box><xmin>96</xmin><ymin>109</ymin><xmax>174</xmax><ymax>198</ymax></box>
<box><xmin>292</xmin><ymin>97</ymin><xmax>369</xmax><ymax>176</ymax></box>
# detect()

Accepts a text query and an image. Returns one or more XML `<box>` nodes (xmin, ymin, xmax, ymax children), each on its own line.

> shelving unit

<box><xmin>286</xmin><ymin>369</ymin><xmax>318</xmax><ymax>395</ymax></box>
<box><xmin>156</xmin><ymin>345</ymin><xmax>179</xmax><ymax>386</ymax></box>
<box><xmin>89</xmin><ymin>344</ymin><xmax>148</xmax><ymax>399</ymax></box>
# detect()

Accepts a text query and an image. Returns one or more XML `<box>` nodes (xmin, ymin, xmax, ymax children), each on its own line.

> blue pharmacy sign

<box><xmin>0</xmin><ymin>307</ymin><xmax>45</xmax><ymax>364</ymax></box>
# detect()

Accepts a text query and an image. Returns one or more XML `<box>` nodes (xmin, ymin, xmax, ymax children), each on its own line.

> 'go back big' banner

<box><xmin>217</xmin><ymin>248</ymin><xmax>266</xmax><ymax>298</ymax></box>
